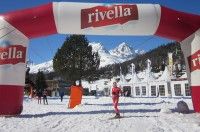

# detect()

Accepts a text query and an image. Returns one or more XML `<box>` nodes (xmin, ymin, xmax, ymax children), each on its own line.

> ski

<box><xmin>108</xmin><ymin>116</ymin><xmax>124</xmax><ymax>120</ymax></box>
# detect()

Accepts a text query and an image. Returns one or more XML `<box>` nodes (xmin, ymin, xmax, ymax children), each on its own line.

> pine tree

<box><xmin>53</xmin><ymin>35</ymin><xmax>100</xmax><ymax>85</ymax></box>
<box><xmin>35</xmin><ymin>71</ymin><xmax>47</xmax><ymax>92</ymax></box>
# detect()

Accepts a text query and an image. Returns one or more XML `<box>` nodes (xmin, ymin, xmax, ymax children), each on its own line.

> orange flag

<box><xmin>68</xmin><ymin>85</ymin><xmax>83</xmax><ymax>109</ymax></box>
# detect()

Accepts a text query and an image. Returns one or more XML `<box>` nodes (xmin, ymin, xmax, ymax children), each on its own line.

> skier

<box><xmin>43</xmin><ymin>89</ymin><xmax>48</xmax><ymax>105</ymax></box>
<box><xmin>112</xmin><ymin>82</ymin><xmax>122</xmax><ymax>118</ymax></box>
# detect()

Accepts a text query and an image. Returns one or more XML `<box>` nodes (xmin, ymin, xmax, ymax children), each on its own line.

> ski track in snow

<box><xmin>1</xmin><ymin>97</ymin><xmax>200</xmax><ymax>132</ymax></box>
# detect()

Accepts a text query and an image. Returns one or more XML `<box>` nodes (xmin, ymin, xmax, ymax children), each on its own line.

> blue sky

<box><xmin>0</xmin><ymin>0</ymin><xmax>200</xmax><ymax>64</ymax></box>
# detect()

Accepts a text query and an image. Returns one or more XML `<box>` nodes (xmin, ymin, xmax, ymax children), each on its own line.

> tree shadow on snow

<box><xmin>121</xmin><ymin>115</ymin><xmax>158</xmax><ymax>119</ymax></box>
<box><xmin>17</xmin><ymin>109</ymin><xmax>160</xmax><ymax>118</ymax></box>
<box><xmin>170</xmin><ymin>109</ymin><xmax>195</xmax><ymax>114</ymax></box>
<box><xmin>85</xmin><ymin>101</ymin><xmax>169</xmax><ymax>106</ymax></box>
<box><xmin>47</xmin><ymin>103</ymin><xmax>66</xmax><ymax>105</ymax></box>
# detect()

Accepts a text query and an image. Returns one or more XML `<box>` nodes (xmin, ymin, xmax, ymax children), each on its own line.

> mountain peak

<box><xmin>109</xmin><ymin>42</ymin><xmax>135</xmax><ymax>58</ymax></box>
<box><xmin>118</xmin><ymin>42</ymin><xmax>133</xmax><ymax>52</ymax></box>
<box><xmin>89</xmin><ymin>42</ymin><xmax>108</xmax><ymax>53</ymax></box>
<box><xmin>118</xmin><ymin>42</ymin><xmax>129</xmax><ymax>47</ymax></box>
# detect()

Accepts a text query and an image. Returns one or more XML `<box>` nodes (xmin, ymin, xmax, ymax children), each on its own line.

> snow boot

<box><xmin>115</xmin><ymin>113</ymin><xmax>120</xmax><ymax>118</ymax></box>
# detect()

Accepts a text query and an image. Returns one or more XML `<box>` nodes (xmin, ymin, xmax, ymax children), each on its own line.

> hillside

<box><xmin>98</xmin><ymin>41</ymin><xmax>184</xmax><ymax>78</ymax></box>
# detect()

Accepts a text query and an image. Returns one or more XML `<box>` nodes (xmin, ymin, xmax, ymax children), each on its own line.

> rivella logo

<box><xmin>0</xmin><ymin>41</ymin><xmax>26</xmax><ymax>65</ymax></box>
<box><xmin>188</xmin><ymin>50</ymin><xmax>200</xmax><ymax>72</ymax></box>
<box><xmin>81</xmin><ymin>5</ymin><xmax>138</xmax><ymax>29</ymax></box>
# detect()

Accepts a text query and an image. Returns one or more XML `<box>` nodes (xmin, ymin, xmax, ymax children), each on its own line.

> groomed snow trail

<box><xmin>1</xmin><ymin>96</ymin><xmax>200</xmax><ymax>132</ymax></box>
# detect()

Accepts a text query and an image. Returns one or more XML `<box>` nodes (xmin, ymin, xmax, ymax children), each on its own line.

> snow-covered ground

<box><xmin>1</xmin><ymin>96</ymin><xmax>200</xmax><ymax>132</ymax></box>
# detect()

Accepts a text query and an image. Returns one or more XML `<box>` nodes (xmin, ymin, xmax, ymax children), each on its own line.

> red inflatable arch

<box><xmin>0</xmin><ymin>2</ymin><xmax>199</xmax><ymax>116</ymax></box>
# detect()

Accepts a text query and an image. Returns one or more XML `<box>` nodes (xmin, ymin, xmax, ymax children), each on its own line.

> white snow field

<box><xmin>1</xmin><ymin>96</ymin><xmax>200</xmax><ymax>132</ymax></box>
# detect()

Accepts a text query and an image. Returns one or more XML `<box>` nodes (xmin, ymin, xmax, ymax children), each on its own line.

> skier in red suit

<box><xmin>112</xmin><ymin>82</ymin><xmax>122</xmax><ymax>117</ymax></box>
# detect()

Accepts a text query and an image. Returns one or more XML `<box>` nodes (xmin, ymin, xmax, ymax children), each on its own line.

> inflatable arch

<box><xmin>0</xmin><ymin>2</ymin><xmax>200</xmax><ymax>116</ymax></box>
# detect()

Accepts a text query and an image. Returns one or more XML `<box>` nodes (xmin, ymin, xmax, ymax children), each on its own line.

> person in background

<box><xmin>37</xmin><ymin>90</ymin><xmax>42</xmax><ymax>104</ymax></box>
<box><xmin>60</xmin><ymin>91</ymin><xmax>64</xmax><ymax>102</ymax></box>
<box><xmin>112</xmin><ymin>82</ymin><xmax>122</xmax><ymax>118</ymax></box>
<box><xmin>43</xmin><ymin>89</ymin><xmax>48</xmax><ymax>105</ymax></box>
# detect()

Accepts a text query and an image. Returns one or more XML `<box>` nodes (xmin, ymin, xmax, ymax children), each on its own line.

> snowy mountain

<box><xmin>89</xmin><ymin>42</ymin><xmax>128</xmax><ymax>67</ymax></box>
<box><xmin>29</xmin><ymin>60</ymin><xmax>53</xmax><ymax>73</ymax></box>
<box><xmin>90</xmin><ymin>42</ymin><xmax>144</xmax><ymax>67</ymax></box>
<box><xmin>29</xmin><ymin>42</ymin><xmax>144</xmax><ymax>73</ymax></box>
<box><xmin>89</xmin><ymin>42</ymin><xmax>109</xmax><ymax>54</ymax></box>
<box><xmin>109</xmin><ymin>42</ymin><xmax>136</xmax><ymax>58</ymax></box>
